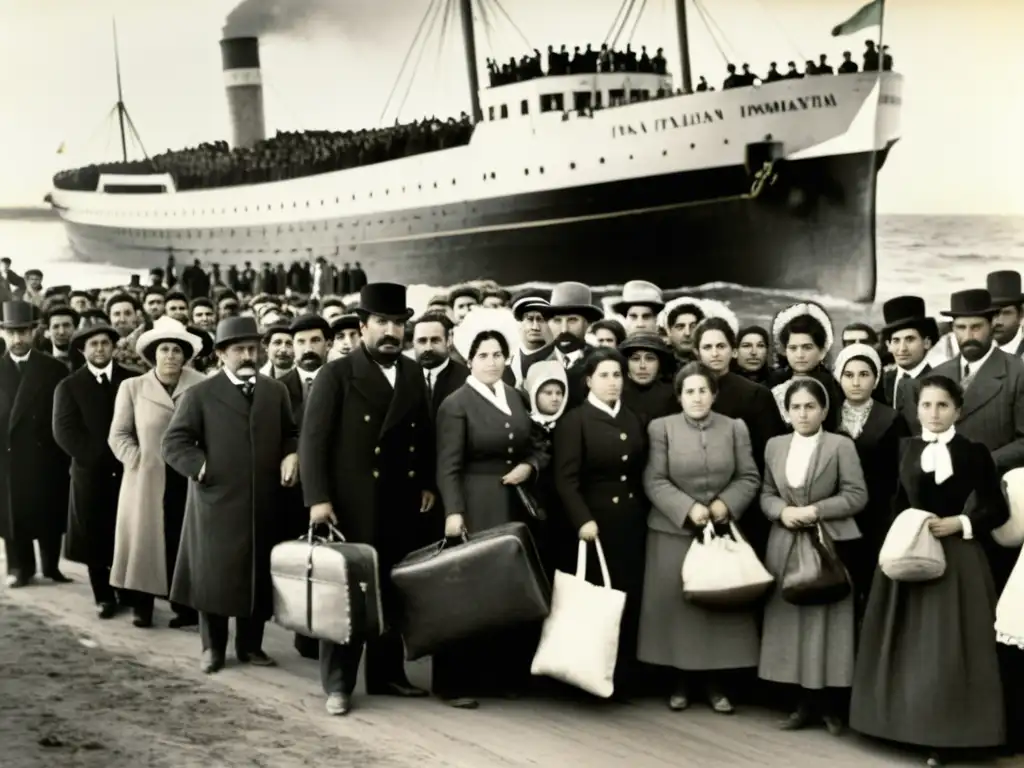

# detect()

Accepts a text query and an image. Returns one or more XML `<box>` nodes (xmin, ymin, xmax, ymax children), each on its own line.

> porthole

<box><xmin>662</xmin><ymin>150</ymin><xmax>667</xmax><ymax>156</ymax></box>
<box><xmin>599</xmin><ymin>158</ymin><xmax>605</xmax><ymax>164</ymax></box>
<box><xmin>570</xmin><ymin>162</ymin><xmax>576</xmax><ymax>169</ymax></box>
<box><xmin>524</xmin><ymin>169</ymin><xmax>529</xmax><ymax>175</ymax></box>
<box><xmin>723</xmin><ymin>139</ymin><xmax>729</xmax><ymax>145</ymax></box>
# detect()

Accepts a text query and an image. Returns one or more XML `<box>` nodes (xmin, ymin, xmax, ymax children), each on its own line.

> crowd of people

<box><xmin>2</xmin><ymin>260</ymin><xmax>1021</xmax><ymax>768</ymax></box>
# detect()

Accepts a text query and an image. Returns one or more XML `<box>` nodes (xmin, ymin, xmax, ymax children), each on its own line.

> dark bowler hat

<box><xmin>881</xmin><ymin>295</ymin><xmax>939</xmax><ymax>342</ymax></box>
<box><xmin>354</xmin><ymin>283</ymin><xmax>414</xmax><ymax>321</ymax></box>
<box><xmin>0</xmin><ymin>301</ymin><xmax>36</xmax><ymax>330</ymax></box>
<box><xmin>70</xmin><ymin>318</ymin><xmax>119</xmax><ymax>351</ymax></box>
<box><xmin>330</xmin><ymin>313</ymin><xmax>361</xmax><ymax>333</ymax></box>
<box><xmin>214</xmin><ymin>316</ymin><xmax>262</xmax><ymax>350</ymax></box>
<box><xmin>940</xmin><ymin>289</ymin><xmax>998</xmax><ymax>319</ymax></box>
<box><xmin>986</xmin><ymin>271</ymin><xmax>1024</xmax><ymax>307</ymax></box>
<box><xmin>290</xmin><ymin>314</ymin><xmax>333</xmax><ymax>340</ymax></box>
<box><xmin>541</xmin><ymin>281</ymin><xmax>604</xmax><ymax>323</ymax></box>
<box><xmin>618</xmin><ymin>332</ymin><xmax>674</xmax><ymax>367</ymax></box>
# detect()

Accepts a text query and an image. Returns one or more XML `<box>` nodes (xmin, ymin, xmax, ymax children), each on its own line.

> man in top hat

<box><xmin>541</xmin><ymin>281</ymin><xmax>604</xmax><ymax>408</ymax></box>
<box><xmin>879</xmin><ymin>295</ymin><xmax>939</xmax><ymax>423</ymax></box>
<box><xmin>162</xmin><ymin>315</ymin><xmax>299</xmax><ymax>674</ymax></box>
<box><xmin>611</xmin><ymin>280</ymin><xmax>665</xmax><ymax>336</ymax></box>
<box><xmin>300</xmin><ymin>282</ymin><xmax>436</xmax><ymax>715</ymax></box>
<box><xmin>52</xmin><ymin>318</ymin><xmax>138</xmax><ymax>617</ymax></box>
<box><xmin>327</xmin><ymin>313</ymin><xmax>361</xmax><ymax>361</ymax></box>
<box><xmin>987</xmin><ymin>270</ymin><xmax>1024</xmax><ymax>357</ymax></box>
<box><xmin>0</xmin><ymin>300</ymin><xmax>72</xmax><ymax>588</ymax></box>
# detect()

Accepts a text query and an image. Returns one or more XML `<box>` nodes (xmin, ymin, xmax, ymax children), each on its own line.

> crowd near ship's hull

<box><xmin>50</xmin><ymin>73</ymin><xmax>903</xmax><ymax>302</ymax></box>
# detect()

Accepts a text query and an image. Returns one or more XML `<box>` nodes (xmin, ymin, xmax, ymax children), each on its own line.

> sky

<box><xmin>0</xmin><ymin>0</ymin><xmax>1020</xmax><ymax>215</ymax></box>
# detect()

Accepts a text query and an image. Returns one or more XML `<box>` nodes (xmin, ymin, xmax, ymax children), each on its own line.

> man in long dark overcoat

<box><xmin>300</xmin><ymin>282</ymin><xmax>436</xmax><ymax>716</ymax></box>
<box><xmin>162</xmin><ymin>316</ymin><xmax>299</xmax><ymax>674</ymax></box>
<box><xmin>52</xmin><ymin>319</ymin><xmax>137</xmax><ymax>616</ymax></box>
<box><xmin>0</xmin><ymin>300</ymin><xmax>71</xmax><ymax>587</ymax></box>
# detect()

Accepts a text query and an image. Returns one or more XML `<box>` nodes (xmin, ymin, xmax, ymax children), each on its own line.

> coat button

<box><xmin>411</xmin><ymin>422</ymin><xmax>416</xmax><ymax>428</ymax></box>
<box><xmin>612</xmin><ymin>496</ymin><xmax>619</xmax><ymax>504</ymax></box>
<box><xmin>408</xmin><ymin>470</ymin><xmax>415</xmax><ymax>478</ymax></box>
<box><xmin>508</xmin><ymin>433</ymin><xmax>514</xmax><ymax>439</ymax></box>
<box><xmin>619</xmin><ymin>433</ymin><xmax>627</xmax><ymax>440</ymax></box>
<box><xmin>621</xmin><ymin>455</ymin><xmax>628</xmax><ymax>462</ymax></box>
<box><xmin>620</xmin><ymin>475</ymin><xmax>627</xmax><ymax>481</ymax></box>
<box><xmin>628</xmin><ymin>493</ymin><xmax>634</xmax><ymax>499</ymax></box>
<box><xmin>374</xmin><ymin>446</ymin><xmax>380</xmax><ymax>455</ymax></box>
<box><xmin>364</xmin><ymin>414</ymin><xmax>371</xmax><ymax>422</ymax></box>
<box><xmin>409</xmin><ymin>446</ymin><xmax>415</xmax><ymax>452</ymax></box>
<box><xmin>507</xmin><ymin>447</ymin><xmax>514</xmax><ymax>454</ymax></box>
<box><xmin>504</xmin><ymin>423</ymin><xmax>510</xmax><ymax>428</ymax></box>
<box><xmin>372</xmin><ymin>470</ymin><xmax>379</xmax><ymax>479</ymax></box>
<box><xmin>506</xmin><ymin>459</ymin><xmax>513</xmax><ymax>465</ymax></box>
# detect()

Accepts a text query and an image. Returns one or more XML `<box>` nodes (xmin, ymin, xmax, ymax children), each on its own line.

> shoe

<box><xmin>377</xmin><ymin>681</ymin><xmax>428</xmax><ymax>698</ymax></box>
<box><xmin>667</xmin><ymin>691</ymin><xmax>689</xmax><ymax>711</ymax></box>
<box><xmin>44</xmin><ymin>570</ymin><xmax>72</xmax><ymax>583</ymax></box>
<box><xmin>97</xmin><ymin>602</ymin><xmax>118</xmax><ymax>619</ymax></box>
<box><xmin>237</xmin><ymin>650</ymin><xmax>276</xmax><ymax>667</ymax></box>
<box><xmin>709</xmin><ymin>693</ymin><xmax>735</xmax><ymax>715</ymax></box>
<box><xmin>822</xmin><ymin>715</ymin><xmax>845</xmax><ymax>736</ymax></box>
<box><xmin>442</xmin><ymin>696</ymin><xmax>479</xmax><ymax>709</ymax></box>
<box><xmin>168</xmin><ymin>614</ymin><xmax>198</xmax><ymax>629</ymax></box>
<box><xmin>201</xmin><ymin>651</ymin><xmax>225</xmax><ymax>674</ymax></box>
<box><xmin>779</xmin><ymin>708</ymin><xmax>811</xmax><ymax>731</ymax></box>
<box><xmin>132</xmin><ymin>612</ymin><xmax>153</xmax><ymax>629</ymax></box>
<box><xmin>5</xmin><ymin>574</ymin><xmax>31</xmax><ymax>588</ymax></box>
<box><xmin>325</xmin><ymin>693</ymin><xmax>351</xmax><ymax>716</ymax></box>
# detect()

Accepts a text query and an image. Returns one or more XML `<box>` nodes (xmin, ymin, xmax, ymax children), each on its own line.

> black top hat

<box><xmin>354</xmin><ymin>283</ymin><xmax>414</xmax><ymax>321</ymax></box>
<box><xmin>214</xmin><ymin>316</ymin><xmax>262</xmax><ymax>349</ymax></box>
<box><xmin>290</xmin><ymin>314</ymin><xmax>333</xmax><ymax>340</ymax></box>
<box><xmin>70</xmin><ymin>319</ymin><xmax>119</xmax><ymax>351</ymax></box>
<box><xmin>0</xmin><ymin>301</ymin><xmax>36</xmax><ymax>330</ymax></box>
<box><xmin>330</xmin><ymin>313</ymin><xmax>361</xmax><ymax>333</ymax></box>
<box><xmin>940</xmin><ymin>289</ymin><xmax>998</xmax><ymax>319</ymax></box>
<box><xmin>986</xmin><ymin>271</ymin><xmax>1024</xmax><ymax>307</ymax></box>
<box><xmin>881</xmin><ymin>295</ymin><xmax>939</xmax><ymax>341</ymax></box>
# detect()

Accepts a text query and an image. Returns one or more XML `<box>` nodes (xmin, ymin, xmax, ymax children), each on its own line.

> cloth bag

<box><xmin>390</xmin><ymin>521</ymin><xmax>551</xmax><ymax>661</ymax></box>
<box><xmin>996</xmin><ymin>546</ymin><xmax>1024</xmax><ymax>649</ymax></box>
<box><xmin>681</xmin><ymin>522</ymin><xmax>774</xmax><ymax>608</ymax></box>
<box><xmin>531</xmin><ymin>538</ymin><xmax>626</xmax><ymax>698</ymax></box>
<box><xmin>270</xmin><ymin>523</ymin><xmax>383</xmax><ymax>645</ymax></box>
<box><xmin>781</xmin><ymin>522</ymin><xmax>851</xmax><ymax>606</ymax></box>
<box><xmin>878</xmin><ymin>508</ymin><xmax>946</xmax><ymax>582</ymax></box>
<box><xmin>993</xmin><ymin>468</ymin><xmax>1024</xmax><ymax>548</ymax></box>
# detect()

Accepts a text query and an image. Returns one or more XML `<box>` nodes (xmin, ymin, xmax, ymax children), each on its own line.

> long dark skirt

<box><xmin>849</xmin><ymin>537</ymin><xmax>1006</xmax><ymax>749</ymax></box>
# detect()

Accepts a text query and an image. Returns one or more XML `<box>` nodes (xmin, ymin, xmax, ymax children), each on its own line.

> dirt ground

<box><xmin>0</xmin><ymin>601</ymin><xmax>401</xmax><ymax>768</ymax></box>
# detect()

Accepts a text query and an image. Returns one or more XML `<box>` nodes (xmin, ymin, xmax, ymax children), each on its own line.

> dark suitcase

<box><xmin>271</xmin><ymin>524</ymin><xmax>383</xmax><ymax>644</ymax></box>
<box><xmin>390</xmin><ymin>521</ymin><xmax>551</xmax><ymax>661</ymax></box>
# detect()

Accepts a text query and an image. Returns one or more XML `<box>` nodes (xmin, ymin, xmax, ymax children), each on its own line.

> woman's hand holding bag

<box><xmin>681</xmin><ymin>522</ymin><xmax>774</xmax><ymax>609</ymax></box>
<box><xmin>780</xmin><ymin>522</ymin><xmax>851</xmax><ymax>606</ymax></box>
<box><xmin>879</xmin><ymin>508</ymin><xmax>946</xmax><ymax>582</ymax></box>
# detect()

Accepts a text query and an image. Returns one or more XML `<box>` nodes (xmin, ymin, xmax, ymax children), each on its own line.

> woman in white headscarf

<box><xmin>850</xmin><ymin>374</ymin><xmax>1009</xmax><ymax>766</ymax></box>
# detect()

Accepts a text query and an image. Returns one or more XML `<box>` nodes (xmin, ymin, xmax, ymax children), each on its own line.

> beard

<box><xmin>554</xmin><ymin>332</ymin><xmax>585</xmax><ymax>353</ymax></box>
<box><xmin>418</xmin><ymin>350</ymin><xmax>446</xmax><ymax>368</ymax></box>
<box><xmin>960</xmin><ymin>339</ymin><xmax>989</xmax><ymax>361</ymax></box>
<box><xmin>369</xmin><ymin>336</ymin><xmax>403</xmax><ymax>365</ymax></box>
<box><xmin>297</xmin><ymin>351</ymin><xmax>323</xmax><ymax>372</ymax></box>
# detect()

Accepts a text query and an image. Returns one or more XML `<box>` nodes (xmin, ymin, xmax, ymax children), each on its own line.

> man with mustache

<box><xmin>259</xmin><ymin>321</ymin><xmax>295</xmax><ymax>379</ymax></box>
<box><xmin>410</xmin><ymin>311</ymin><xmax>468</xmax><ymax>416</ymax></box>
<box><xmin>987</xmin><ymin>271</ymin><xmax>1024</xmax><ymax>358</ymax></box>
<box><xmin>162</xmin><ymin>316</ymin><xmax>299</xmax><ymax>674</ymax></box>
<box><xmin>540</xmin><ymin>281</ymin><xmax>605</xmax><ymax>409</ymax></box>
<box><xmin>300</xmin><ymin>282</ymin><xmax>436</xmax><ymax>716</ymax></box>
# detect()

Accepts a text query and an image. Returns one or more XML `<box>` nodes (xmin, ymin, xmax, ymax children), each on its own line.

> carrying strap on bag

<box><xmin>576</xmin><ymin>538</ymin><xmax>613</xmax><ymax>588</ymax></box>
<box><xmin>304</xmin><ymin>522</ymin><xmax>345</xmax><ymax>633</ymax></box>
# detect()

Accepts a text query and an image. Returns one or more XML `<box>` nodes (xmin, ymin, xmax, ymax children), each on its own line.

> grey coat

<box><xmin>758</xmin><ymin>431</ymin><xmax>868</xmax><ymax>689</ymax></box>
<box><xmin>435</xmin><ymin>382</ymin><xmax>548</xmax><ymax>533</ymax></box>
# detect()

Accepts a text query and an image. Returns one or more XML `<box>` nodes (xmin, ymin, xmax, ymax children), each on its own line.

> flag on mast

<box><xmin>55</xmin><ymin>141</ymin><xmax>66</xmax><ymax>155</ymax></box>
<box><xmin>831</xmin><ymin>0</ymin><xmax>883</xmax><ymax>37</ymax></box>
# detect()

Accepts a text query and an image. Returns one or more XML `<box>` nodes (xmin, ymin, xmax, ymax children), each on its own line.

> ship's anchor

<box><xmin>749</xmin><ymin>161</ymin><xmax>778</xmax><ymax>199</ymax></box>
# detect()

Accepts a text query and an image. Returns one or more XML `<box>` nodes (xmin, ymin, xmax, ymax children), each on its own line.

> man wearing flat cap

<box><xmin>38</xmin><ymin>304</ymin><xmax>81</xmax><ymax>370</ymax></box>
<box><xmin>300</xmin><ymin>282</ymin><xmax>436</xmax><ymax>715</ymax></box>
<box><xmin>52</xmin><ymin>319</ymin><xmax>138</xmax><ymax>617</ymax></box>
<box><xmin>0</xmin><ymin>300</ymin><xmax>72</xmax><ymax>588</ymax></box>
<box><xmin>162</xmin><ymin>316</ymin><xmax>300</xmax><ymax>674</ymax></box>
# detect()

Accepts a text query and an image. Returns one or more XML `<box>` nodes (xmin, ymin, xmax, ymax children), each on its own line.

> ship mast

<box><xmin>458</xmin><ymin>0</ymin><xmax>483</xmax><ymax>122</ymax></box>
<box><xmin>675</xmin><ymin>0</ymin><xmax>693</xmax><ymax>93</ymax></box>
<box><xmin>113</xmin><ymin>19</ymin><xmax>128</xmax><ymax>163</ymax></box>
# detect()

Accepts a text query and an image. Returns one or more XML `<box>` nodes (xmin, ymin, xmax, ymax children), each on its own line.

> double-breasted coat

<box><xmin>0</xmin><ymin>351</ymin><xmax>70</xmax><ymax>544</ymax></box>
<box><xmin>53</xmin><ymin>363</ymin><xmax>138</xmax><ymax>566</ymax></box>
<box><xmin>299</xmin><ymin>344</ymin><xmax>435</xmax><ymax>568</ymax></box>
<box><xmin>162</xmin><ymin>372</ymin><xmax>298</xmax><ymax>619</ymax></box>
<box><xmin>108</xmin><ymin>368</ymin><xmax>207</xmax><ymax>596</ymax></box>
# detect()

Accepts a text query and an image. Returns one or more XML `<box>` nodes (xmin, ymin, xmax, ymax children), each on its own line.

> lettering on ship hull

<box><xmin>612</xmin><ymin>93</ymin><xmax>838</xmax><ymax>138</ymax></box>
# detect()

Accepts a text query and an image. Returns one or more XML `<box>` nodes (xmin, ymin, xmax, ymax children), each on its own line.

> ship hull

<box><xmin>60</xmin><ymin>147</ymin><xmax>887</xmax><ymax>301</ymax></box>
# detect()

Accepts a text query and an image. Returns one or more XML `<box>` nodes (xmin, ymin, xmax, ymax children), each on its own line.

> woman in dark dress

<box><xmin>434</xmin><ymin>309</ymin><xmax>549</xmax><ymax>709</ymax></box>
<box><xmin>850</xmin><ymin>374</ymin><xmax>1009</xmax><ymax>766</ymax></box>
<box><xmin>619</xmin><ymin>333</ymin><xmax>679</xmax><ymax>428</ymax></box>
<box><xmin>553</xmin><ymin>347</ymin><xmax>649</xmax><ymax>696</ymax></box>
<box><xmin>832</xmin><ymin>342</ymin><xmax>909</xmax><ymax>613</ymax></box>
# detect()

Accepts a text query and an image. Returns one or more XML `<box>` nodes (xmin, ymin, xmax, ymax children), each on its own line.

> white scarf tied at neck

<box><xmin>920</xmin><ymin>426</ymin><xmax>956</xmax><ymax>485</ymax></box>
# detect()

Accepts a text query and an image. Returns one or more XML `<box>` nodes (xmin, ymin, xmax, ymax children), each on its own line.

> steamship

<box><xmin>48</xmin><ymin>1</ymin><xmax>903</xmax><ymax>302</ymax></box>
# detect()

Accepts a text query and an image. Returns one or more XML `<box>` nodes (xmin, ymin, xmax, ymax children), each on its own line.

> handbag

<box><xmin>994</xmin><ymin>468</ymin><xmax>1024</xmax><ymax>548</ymax></box>
<box><xmin>515</xmin><ymin>484</ymin><xmax>547</xmax><ymax>521</ymax></box>
<box><xmin>270</xmin><ymin>523</ymin><xmax>384</xmax><ymax>645</ymax></box>
<box><xmin>781</xmin><ymin>522</ymin><xmax>852</xmax><ymax>606</ymax></box>
<box><xmin>531</xmin><ymin>538</ymin><xmax>626</xmax><ymax>698</ymax></box>
<box><xmin>682</xmin><ymin>522</ymin><xmax>774</xmax><ymax>608</ymax></box>
<box><xmin>879</xmin><ymin>508</ymin><xmax>946</xmax><ymax>582</ymax></box>
<box><xmin>390</xmin><ymin>521</ymin><xmax>551</xmax><ymax>660</ymax></box>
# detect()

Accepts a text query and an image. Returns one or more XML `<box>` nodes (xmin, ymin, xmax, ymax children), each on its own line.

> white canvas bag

<box><xmin>996</xmin><ymin>546</ymin><xmax>1024</xmax><ymax>649</ymax></box>
<box><xmin>993</xmin><ymin>468</ymin><xmax>1024</xmax><ymax>548</ymax></box>
<box><xmin>530</xmin><ymin>538</ymin><xmax>626</xmax><ymax>698</ymax></box>
<box><xmin>681</xmin><ymin>522</ymin><xmax>774</xmax><ymax>608</ymax></box>
<box><xmin>879</xmin><ymin>508</ymin><xmax>946</xmax><ymax>582</ymax></box>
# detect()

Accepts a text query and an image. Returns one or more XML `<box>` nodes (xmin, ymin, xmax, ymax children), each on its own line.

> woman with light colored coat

<box><xmin>108</xmin><ymin>317</ymin><xmax>207</xmax><ymax>628</ymax></box>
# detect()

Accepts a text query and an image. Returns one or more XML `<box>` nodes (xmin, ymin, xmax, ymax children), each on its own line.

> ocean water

<box><xmin>0</xmin><ymin>213</ymin><xmax>1021</xmax><ymax>333</ymax></box>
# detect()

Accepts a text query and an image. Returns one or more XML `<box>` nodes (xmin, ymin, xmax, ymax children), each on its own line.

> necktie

<box><xmin>962</xmin><ymin>363</ymin><xmax>974</xmax><ymax>391</ymax></box>
<box><xmin>302</xmin><ymin>376</ymin><xmax>313</xmax><ymax>398</ymax></box>
<box><xmin>99</xmin><ymin>373</ymin><xmax>110</xmax><ymax>387</ymax></box>
<box><xmin>426</xmin><ymin>370</ymin><xmax>434</xmax><ymax>398</ymax></box>
<box><xmin>893</xmin><ymin>373</ymin><xmax>906</xmax><ymax>410</ymax></box>
<box><xmin>239</xmin><ymin>380</ymin><xmax>255</xmax><ymax>399</ymax></box>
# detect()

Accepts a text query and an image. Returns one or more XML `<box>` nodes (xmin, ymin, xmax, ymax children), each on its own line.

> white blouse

<box><xmin>466</xmin><ymin>375</ymin><xmax>512</xmax><ymax>416</ymax></box>
<box><xmin>587</xmin><ymin>391</ymin><xmax>621</xmax><ymax>418</ymax></box>
<box><xmin>785</xmin><ymin>429</ymin><xmax>822</xmax><ymax>489</ymax></box>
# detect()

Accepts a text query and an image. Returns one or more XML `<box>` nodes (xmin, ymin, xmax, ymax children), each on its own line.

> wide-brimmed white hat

<box><xmin>136</xmin><ymin>316</ymin><xmax>203</xmax><ymax>363</ymax></box>
<box><xmin>453</xmin><ymin>307</ymin><xmax>520</xmax><ymax>363</ymax></box>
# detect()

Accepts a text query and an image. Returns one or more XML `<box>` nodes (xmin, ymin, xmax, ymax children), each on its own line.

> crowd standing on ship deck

<box><xmin>2</xmin><ymin>256</ymin><xmax>1020</xmax><ymax>768</ymax></box>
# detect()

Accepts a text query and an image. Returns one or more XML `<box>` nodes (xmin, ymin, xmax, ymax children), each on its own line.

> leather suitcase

<box><xmin>390</xmin><ymin>521</ymin><xmax>551</xmax><ymax>661</ymax></box>
<box><xmin>271</xmin><ymin>525</ymin><xmax>383</xmax><ymax>645</ymax></box>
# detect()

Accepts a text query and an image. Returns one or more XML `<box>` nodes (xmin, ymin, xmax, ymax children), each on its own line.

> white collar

<box><xmin>9</xmin><ymin>350</ymin><xmax>30</xmax><ymax>364</ymax></box>
<box><xmin>587</xmin><ymin>391</ymin><xmax>621</xmax><ymax>418</ymax></box>
<box><xmin>963</xmin><ymin>344</ymin><xmax>996</xmax><ymax>375</ymax></box>
<box><xmin>1000</xmin><ymin>325</ymin><xmax>1024</xmax><ymax>355</ymax></box>
<box><xmin>792</xmin><ymin>428</ymin><xmax>822</xmax><ymax>446</ymax></box>
<box><xmin>921</xmin><ymin>425</ymin><xmax>956</xmax><ymax>484</ymax></box>
<box><xmin>299</xmin><ymin>367</ymin><xmax>320</xmax><ymax>382</ymax></box>
<box><xmin>424</xmin><ymin>358</ymin><xmax>450</xmax><ymax>377</ymax></box>
<box><xmin>223</xmin><ymin>368</ymin><xmax>254</xmax><ymax>386</ymax></box>
<box><xmin>555</xmin><ymin>346</ymin><xmax>584</xmax><ymax>364</ymax></box>
<box><xmin>896</xmin><ymin>356</ymin><xmax>930</xmax><ymax>379</ymax></box>
<box><xmin>87</xmin><ymin>361</ymin><xmax>114</xmax><ymax>380</ymax></box>
<box><xmin>466</xmin><ymin>374</ymin><xmax>512</xmax><ymax>415</ymax></box>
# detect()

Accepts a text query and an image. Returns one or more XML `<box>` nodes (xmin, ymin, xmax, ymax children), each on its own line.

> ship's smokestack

<box><xmin>220</xmin><ymin>36</ymin><xmax>266</xmax><ymax>149</ymax></box>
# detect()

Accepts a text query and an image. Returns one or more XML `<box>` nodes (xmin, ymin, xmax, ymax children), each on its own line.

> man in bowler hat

<box><xmin>162</xmin><ymin>316</ymin><xmax>299</xmax><ymax>673</ymax></box>
<box><xmin>987</xmin><ymin>270</ymin><xmax>1024</xmax><ymax>357</ymax></box>
<box><xmin>0</xmin><ymin>300</ymin><xmax>72</xmax><ymax>587</ymax></box>
<box><xmin>300</xmin><ymin>282</ymin><xmax>436</xmax><ymax>715</ymax></box>
<box><xmin>52</xmin><ymin>318</ymin><xmax>138</xmax><ymax>616</ymax></box>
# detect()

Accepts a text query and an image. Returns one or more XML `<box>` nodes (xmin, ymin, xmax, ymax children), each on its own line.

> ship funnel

<box><xmin>220</xmin><ymin>37</ymin><xmax>266</xmax><ymax>149</ymax></box>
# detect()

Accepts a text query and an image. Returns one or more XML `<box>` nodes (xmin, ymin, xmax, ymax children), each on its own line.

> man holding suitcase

<box><xmin>300</xmin><ymin>282</ymin><xmax>436</xmax><ymax>716</ymax></box>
